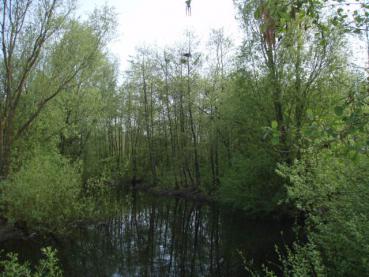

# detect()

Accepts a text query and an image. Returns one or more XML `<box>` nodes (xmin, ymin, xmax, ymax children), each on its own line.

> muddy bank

<box><xmin>120</xmin><ymin>183</ymin><xmax>298</xmax><ymax>222</ymax></box>
<box><xmin>127</xmin><ymin>183</ymin><xmax>214</xmax><ymax>203</ymax></box>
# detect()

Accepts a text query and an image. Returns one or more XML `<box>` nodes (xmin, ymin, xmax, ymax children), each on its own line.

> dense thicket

<box><xmin>0</xmin><ymin>0</ymin><xmax>368</xmax><ymax>276</ymax></box>
<box><xmin>0</xmin><ymin>0</ymin><xmax>119</xmax><ymax>234</ymax></box>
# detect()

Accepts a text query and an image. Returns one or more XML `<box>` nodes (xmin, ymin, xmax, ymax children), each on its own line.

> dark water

<box><xmin>0</xmin><ymin>191</ymin><xmax>293</xmax><ymax>276</ymax></box>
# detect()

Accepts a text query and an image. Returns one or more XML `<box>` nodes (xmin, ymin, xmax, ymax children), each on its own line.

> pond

<box><xmin>0</xmin><ymin>191</ymin><xmax>293</xmax><ymax>276</ymax></box>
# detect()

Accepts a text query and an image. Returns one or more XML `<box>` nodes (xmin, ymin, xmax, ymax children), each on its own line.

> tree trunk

<box><xmin>187</xmin><ymin>56</ymin><xmax>201</xmax><ymax>187</ymax></box>
<box><xmin>266</xmin><ymin>47</ymin><xmax>290</xmax><ymax>164</ymax></box>
<box><xmin>141</xmin><ymin>61</ymin><xmax>157</xmax><ymax>184</ymax></box>
<box><xmin>0</xmin><ymin>114</ymin><xmax>15</xmax><ymax>178</ymax></box>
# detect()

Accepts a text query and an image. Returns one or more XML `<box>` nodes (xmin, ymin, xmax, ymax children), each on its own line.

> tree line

<box><xmin>0</xmin><ymin>0</ymin><xmax>368</xmax><ymax>276</ymax></box>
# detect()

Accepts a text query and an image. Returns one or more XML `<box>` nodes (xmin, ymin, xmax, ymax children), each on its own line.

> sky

<box><xmin>76</xmin><ymin>0</ymin><xmax>367</xmax><ymax>74</ymax></box>
<box><xmin>77</xmin><ymin>0</ymin><xmax>243</xmax><ymax>71</ymax></box>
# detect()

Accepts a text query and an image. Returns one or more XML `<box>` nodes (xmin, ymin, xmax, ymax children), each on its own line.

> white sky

<box><xmin>77</xmin><ymin>0</ymin><xmax>243</xmax><ymax>71</ymax></box>
<box><xmin>76</xmin><ymin>0</ymin><xmax>367</xmax><ymax>74</ymax></box>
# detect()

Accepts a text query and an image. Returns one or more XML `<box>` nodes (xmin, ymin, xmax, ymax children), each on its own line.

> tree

<box><xmin>0</xmin><ymin>1</ymin><xmax>115</xmax><ymax>178</ymax></box>
<box><xmin>0</xmin><ymin>0</ymin><xmax>71</xmax><ymax>178</ymax></box>
<box><xmin>236</xmin><ymin>0</ymin><xmax>343</xmax><ymax>163</ymax></box>
<box><xmin>206</xmin><ymin>28</ymin><xmax>232</xmax><ymax>188</ymax></box>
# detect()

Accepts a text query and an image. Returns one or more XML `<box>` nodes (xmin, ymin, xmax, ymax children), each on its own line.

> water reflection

<box><xmin>0</xmin><ymin>191</ymin><xmax>292</xmax><ymax>276</ymax></box>
<box><xmin>56</xmin><ymin>192</ymin><xmax>291</xmax><ymax>277</ymax></box>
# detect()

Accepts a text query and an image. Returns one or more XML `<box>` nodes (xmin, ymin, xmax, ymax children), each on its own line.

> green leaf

<box><xmin>254</xmin><ymin>7</ymin><xmax>261</xmax><ymax>19</ymax></box>
<box><xmin>271</xmin><ymin>120</ymin><xmax>278</xmax><ymax>129</ymax></box>
<box><xmin>271</xmin><ymin>135</ymin><xmax>279</xmax><ymax>145</ymax></box>
<box><xmin>303</xmin><ymin>128</ymin><xmax>312</xmax><ymax>137</ymax></box>
<box><xmin>334</xmin><ymin>106</ymin><xmax>344</xmax><ymax>116</ymax></box>
<box><xmin>306</xmin><ymin>109</ymin><xmax>314</xmax><ymax>120</ymax></box>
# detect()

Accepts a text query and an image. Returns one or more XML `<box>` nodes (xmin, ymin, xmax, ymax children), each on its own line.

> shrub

<box><xmin>218</xmin><ymin>151</ymin><xmax>283</xmax><ymax>214</ymax></box>
<box><xmin>240</xmin><ymin>242</ymin><xmax>327</xmax><ymax>277</ymax></box>
<box><xmin>0</xmin><ymin>151</ymin><xmax>85</xmax><ymax>233</ymax></box>
<box><xmin>277</xmin><ymin>149</ymin><xmax>369</xmax><ymax>276</ymax></box>
<box><xmin>0</xmin><ymin>247</ymin><xmax>62</xmax><ymax>277</ymax></box>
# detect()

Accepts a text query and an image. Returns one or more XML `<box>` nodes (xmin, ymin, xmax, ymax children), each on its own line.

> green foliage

<box><xmin>330</xmin><ymin>1</ymin><xmax>369</xmax><ymax>34</ymax></box>
<box><xmin>0</xmin><ymin>1</ymin><xmax>367</xmax><ymax>276</ymax></box>
<box><xmin>1</xmin><ymin>148</ymin><xmax>118</xmax><ymax>234</ymax></box>
<box><xmin>0</xmin><ymin>247</ymin><xmax>62</xmax><ymax>277</ymax></box>
<box><xmin>276</xmin><ymin>242</ymin><xmax>327</xmax><ymax>277</ymax></box>
<box><xmin>240</xmin><ymin>242</ymin><xmax>327</xmax><ymax>277</ymax></box>
<box><xmin>313</xmin><ymin>157</ymin><xmax>369</xmax><ymax>276</ymax></box>
<box><xmin>219</xmin><ymin>151</ymin><xmax>282</xmax><ymax>213</ymax></box>
<box><xmin>1</xmin><ymin>150</ymin><xmax>87</xmax><ymax>233</ymax></box>
<box><xmin>0</xmin><ymin>253</ymin><xmax>31</xmax><ymax>277</ymax></box>
<box><xmin>278</xmin><ymin>147</ymin><xmax>369</xmax><ymax>276</ymax></box>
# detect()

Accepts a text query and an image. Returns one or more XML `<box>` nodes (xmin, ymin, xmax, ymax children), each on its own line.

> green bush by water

<box><xmin>0</xmin><ymin>247</ymin><xmax>62</xmax><ymax>277</ymax></box>
<box><xmin>275</xmin><ymin>149</ymin><xmax>369</xmax><ymax>276</ymax></box>
<box><xmin>0</xmin><ymin>150</ymin><xmax>114</xmax><ymax>234</ymax></box>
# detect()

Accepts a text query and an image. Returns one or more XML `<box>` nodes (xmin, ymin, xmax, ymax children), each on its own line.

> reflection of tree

<box><xmin>55</xmin><ymin>192</ymin><xmax>291</xmax><ymax>276</ymax></box>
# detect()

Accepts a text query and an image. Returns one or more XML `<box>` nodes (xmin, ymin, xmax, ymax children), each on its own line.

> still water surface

<box><xmin>1</xmin><ymin>191</ymin><xmax>292</xmax><ymax>276</ymax></box>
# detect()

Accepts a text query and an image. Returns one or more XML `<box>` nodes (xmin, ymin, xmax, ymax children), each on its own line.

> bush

<box><xmin>240</xmin><ymin>241</ymin><xmax>327</xmax><ymax>277</ymax></box>
<box><xmin>277</xmin><ymin>149</ymin><xmax>369</xmax><ymax>276</ymax></box>
<box><xmin>0</xmin><ymin>151</ymin><xmax>86</xmax><ymax>233</ymax></box>
<box><xmin>0</xmin><ymin>247</ymin><xmax>62</xmax><ymax>277</ymax></box>
<box><xmin>218</xmin><ymin>151</ymin><xmax>283</xmax><ymax>214</ymax></box>
<box><xmin>275</xmin><ymin>242</ymin><xmax>327</xmax><ymax>277</ymax></box>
